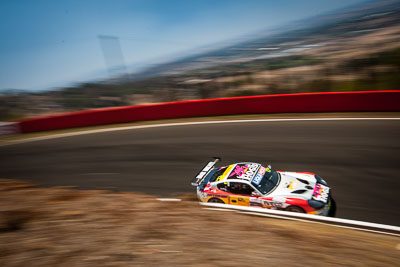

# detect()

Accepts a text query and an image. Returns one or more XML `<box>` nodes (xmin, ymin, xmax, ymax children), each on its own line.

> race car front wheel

<box><xmin>328</xmin><ymin>198</ymin><xmax>337</xmax><ymax>217</ymax></box>
<box><xmin>285</xmin><ymin>205</ymin><xmax>305</xmax><ymax>213</ymax></box>
<box><xmin>208</xmin><ymin>198</ymin><xmax>224</xmax><ymax>204</ymax></box>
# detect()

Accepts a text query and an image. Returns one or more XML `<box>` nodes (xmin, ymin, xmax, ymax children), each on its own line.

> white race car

<box><xmin>191</xmin><ymin>158</ymin><xmax>336</xmax><ymax>216</ymax></box>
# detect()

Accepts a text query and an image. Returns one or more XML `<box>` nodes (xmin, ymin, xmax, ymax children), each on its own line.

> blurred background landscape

<box><xmin>1</xmin><ymin>3</ymin><xmax>399</xmax><ymax>265</ymax></box>
<box><xmin>1</xmin><ymin>0</ymin><xmax>400</xmax><ymax>120</ymax></box>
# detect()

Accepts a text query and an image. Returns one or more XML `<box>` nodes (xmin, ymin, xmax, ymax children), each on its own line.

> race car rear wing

<box><xmin>191</xmin><ymin>157</ymin><xmax>221</xmax><ymax>186</ymax></box>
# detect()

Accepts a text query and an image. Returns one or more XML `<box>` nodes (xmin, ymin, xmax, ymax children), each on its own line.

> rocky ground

<box><xmin>0</xmin><ymin>179</ymin><xmax>399</xmax><ymax>266</ymax></box>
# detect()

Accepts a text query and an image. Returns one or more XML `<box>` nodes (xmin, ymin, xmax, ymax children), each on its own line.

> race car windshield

<box><xmin>251</xmin><ymin>170</ymin><xmax>280</xmax><ymax>195</ymax></box>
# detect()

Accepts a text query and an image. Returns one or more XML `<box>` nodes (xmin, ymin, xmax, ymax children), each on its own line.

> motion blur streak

<box><xmin>1</xmin><ymin>117</ymin><xmax>399</xmax><ymax>147</ymax></box>
<box><xmin>1</xmin><ymin>119</ymin><xmax>399</xmax><ymax>226</ymax></box>
<box><xmin>17</xmin><ymin>91</ymin><xmax>400</xmax><ymax>133</ymax></box>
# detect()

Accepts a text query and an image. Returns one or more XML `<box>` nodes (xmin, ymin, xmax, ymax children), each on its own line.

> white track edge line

<box><xmin>200</xmin><ymin>202</ymin><xmax>400</xmax><ymax>234</ymax></box>
<box><xmin>156</xmin><ymin>198</ymin><xmax>182</xmax><ymax>202</ymax></box>
<box><xmin>202</xmin><ymin>207</ymin><xmax>234</xmax><ymax>212</ymax></box>
<box><xmin>236</xmin><ymin>211</ymin><xmax>400</xmax><ymax>237</ymax></box>
<box><xmin>1</xmin><ymin>117</ymin><xmax>400</xmax><ymax>146</ymax></box>
<box><xmin>204</xmin><ymin>206</ymin><xmax>400</xmax><ymax>237</ymax></box>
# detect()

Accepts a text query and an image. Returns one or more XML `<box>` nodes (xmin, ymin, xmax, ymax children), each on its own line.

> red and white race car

<box><xmin>191</xmin><ymin>158</ymin><xmax>336</xmax><ymax>216</ymax></box>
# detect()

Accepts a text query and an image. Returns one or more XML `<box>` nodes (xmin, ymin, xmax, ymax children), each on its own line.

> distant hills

<box><xmin>1</xmin><ymin>0</ymin><xmax>400</xmax><ymax>121</ymax></box>
<box><xmin>123</xmin><ymin>0</ymin><xmax>400</xmax><ymax>81</ymax></box>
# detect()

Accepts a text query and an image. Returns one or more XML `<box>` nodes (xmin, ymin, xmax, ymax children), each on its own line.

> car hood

<box><xmin>269</xmin><ymin>172</ymin><xmax>317</xmax><ymax>200</ymax></box>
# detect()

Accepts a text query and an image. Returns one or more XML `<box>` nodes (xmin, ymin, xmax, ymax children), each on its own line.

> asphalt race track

<box><xmin>0</xmin><ymin>119</ymin><xmax>399</xmax><ymax>226</ymax></box>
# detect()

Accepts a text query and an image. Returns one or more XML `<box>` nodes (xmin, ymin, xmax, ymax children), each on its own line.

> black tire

<box><xmin>328</xmin><ymin>198</ymin><xmax>337</xmax><ymax>217</ymax></box>
<box><xmin>208</xmin><ymin>198</ymin><xmax>224</xmax><ymax>204</ymax></box>
<box><xmin>285</xmin><ymin>205</ymin><xmax>305</xmax><ymax>213</ymax></box>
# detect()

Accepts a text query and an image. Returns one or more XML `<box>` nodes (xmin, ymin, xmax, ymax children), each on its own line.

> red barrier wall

<box><xmin>18</xmin><ymin>91</ymin><xmax>400</xmax><ymax>133</ymax></box>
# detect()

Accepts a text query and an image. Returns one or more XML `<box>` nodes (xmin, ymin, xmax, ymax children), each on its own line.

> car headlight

<box><xmin>315</xmin><ymin>175</ymin><xmax>328</xmax><ymax>186</ymax></box>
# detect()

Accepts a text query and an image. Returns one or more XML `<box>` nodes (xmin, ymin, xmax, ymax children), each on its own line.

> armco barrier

<box><xmin>18</xmin><ymin>91</ymin><xmax>400</xmax><ymax>133</ymax></box>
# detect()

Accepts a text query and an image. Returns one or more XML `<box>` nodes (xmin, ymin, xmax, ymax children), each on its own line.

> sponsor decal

<box><xmin>229</xmin><ymin>164</ymin><xmax>247</xmax><ymax>178</ymax></box>
<box><xmin>250</xmin><ymin>197</ymin><xmax>283</xmax><ymax>208</ymax></box>
<box><xmin>204</xmin><ymin>182</ymin><xmax>211</xmax><ymax>192</ymax></box>
<box><xmin>312</xmin><ymin>184</ymin><xmax>329</xmax><ymax>203</ymax></box>
<box><xmin>207</xmin><ymin>194</ymin><xmax>228</xmax><ymax>198</ymax></box>
<box><xmin>287</xmin><ymin>180</ymin><xmax>298</xmax><ymax>190</ymax></box>
<box><xmin>252</xmin><ymin>173</ymin><xmax>263</xmax><ymax>185</ymax></box>
<box><xmin>250</xmin><ymin>197</ymin><xmax>262</xmax><ymax>203</ymax></box>
<box><xmin>262</xmin><ymin>200</ymin><xmax>283</xmax><ymax>208</ymax></box>
<box><xmin>229</xmin><ymin>163</ymin><xmax>260</xmax><ymax>180</ymax></box>
<box><xmin>217</xmin><ymin>165</ymin><xmax>234</xmax><ymax>181</ymax></box>
<box><xmin>199</xmin><ymin>191</ymin><xmax>208</xmax><ymax>199</ymax></box>
<box><xmin>249</xmin><ymin>197</ymin><xmax>263</xmax><ymax>207</ymax></box>
<box><xmin>258</xmin><ymin>167</ymin><xmax>266</xmax><ymax>175</ymax></box>
<box><xmin>239</xmin><ymin>163</ymin><xmax>260</xmax><ymax>180</ymax></box>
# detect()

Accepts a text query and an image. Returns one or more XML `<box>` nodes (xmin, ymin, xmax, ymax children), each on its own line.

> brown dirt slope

<box><xmin>0</xmin><ymin>179</ymin><xmax>398</xmax><ymax>266</ymax></box>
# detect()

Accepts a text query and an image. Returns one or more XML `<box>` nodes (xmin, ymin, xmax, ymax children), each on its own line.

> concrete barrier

<box><xmin>18</xmin><ymin>91</ymin><xmax>400</xmax><ymax>133</ymax></box>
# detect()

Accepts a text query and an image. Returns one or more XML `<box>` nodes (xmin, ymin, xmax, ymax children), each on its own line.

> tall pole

<box><xmin>98</xmin><ymin>35</ymin><xmax>129</xmax><ymax>79</ymax></box>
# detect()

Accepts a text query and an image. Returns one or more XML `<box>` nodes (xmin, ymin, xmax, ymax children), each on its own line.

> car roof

<box><xmin>214</xmin><ymin>162</ymin><xmax>261</xmax><ymax>183</ymax></box>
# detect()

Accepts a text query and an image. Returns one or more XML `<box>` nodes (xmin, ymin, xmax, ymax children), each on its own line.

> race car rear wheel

<box><xmin>208</xmin><ymin>198</ymin><xmax>224</xmax><ymax>204</ymax></box>
<box><xmin>285</xmin><ymin>205</ymin><xmax>305</xmax><ymax>213</ymax></box>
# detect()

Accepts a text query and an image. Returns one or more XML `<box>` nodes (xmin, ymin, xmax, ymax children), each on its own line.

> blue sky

<box><xmin>0</xmin><ymin>0</ymin><xmax>366</xmax><ymax>91</ymax></box>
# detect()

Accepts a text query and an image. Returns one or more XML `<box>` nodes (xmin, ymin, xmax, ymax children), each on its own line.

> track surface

<box><xmin>0</xmin><ymin>119</ymin><xmax>399</xmax><ymax>226</ymax></box>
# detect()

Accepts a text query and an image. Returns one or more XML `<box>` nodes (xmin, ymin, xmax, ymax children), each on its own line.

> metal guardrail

<box><xmin>200</xmin><ymin>202</ymin><xmax>400</xmax><ymax>236</ymax></box>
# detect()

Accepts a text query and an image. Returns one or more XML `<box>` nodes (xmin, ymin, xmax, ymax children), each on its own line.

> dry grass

<box><xmin>0</xmin><ymin>179</ymin><xmax>398</xmax><ymax>266</ymax></box>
